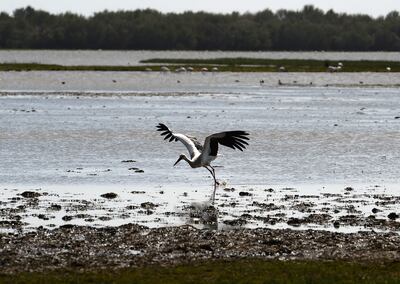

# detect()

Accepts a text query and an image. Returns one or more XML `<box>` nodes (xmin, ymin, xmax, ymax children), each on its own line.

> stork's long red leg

<box><xmin>204</xmin><ymin>166</ymin><xmax>218</xmax><ymax>203</ymax></box>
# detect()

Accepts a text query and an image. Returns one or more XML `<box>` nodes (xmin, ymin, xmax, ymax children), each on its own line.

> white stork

<box><xmin>156</xmin><ymin>123</ymin><xmax>250</xmax><ymax>202</ymax></box>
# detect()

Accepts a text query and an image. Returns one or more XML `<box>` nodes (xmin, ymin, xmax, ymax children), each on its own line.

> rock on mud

<box><xmin>20</xmin><ymin>191</ymin><xmax>41</xmax><ymax>198</ymax></box>
<box><xmin>37</xmin><ymin>214</ymin><xmax>49</xmax><ymax>220</ymax></box>
<box><xmin>98</xmin><ymin>216</ymin><xmax>113</xmax><ymax>221</ymax></box>
<box><xmin>62</xmin><ymin>215</ymin><xmax>73</xmax><ymax>222</ymax></box>
<box><xmin>372</xmin><ymin>208</ymin><xmax>381</xmax><ymax>214</ymax></box>
<box><xmin>100</xmin><ymin>193</ymin><xmax>118</xmax><ymax>199</ymax></box>
<box><xmin>223</xmin><ymin>187</ymin><xmax>235</xmax><ymax>192</ymax></box>
<box><xmin>48</xmin><ymin>204</ymin><xmax>62</xmax><ymax>211</ymax></box>
<box><xmin>287</xmin><ymin>218</ymin><xmax>302</xmax><ymax>227</ymax></box>
<box><xmin>388</xmin><ymin>212</ymin><xmax>399</xmax><ymax>220</ymax></box>
<box><xmin>224</xmin><ymin>218</ymin><xmax>247</xmax><ymax>226</ymax></box>
<box><xmin>0</xmin><ymin>220</ymin><xmax>25</xmax><ymax>228</ymax></box>
<box><xmin>140</xmin><ymin>202</ymin><xmax>158</xmax><ymax>210</ymax></box>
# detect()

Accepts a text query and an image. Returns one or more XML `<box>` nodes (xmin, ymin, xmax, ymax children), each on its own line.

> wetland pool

<box><xmin>0</xmin><ymin>85</ymin><xmax>399</xmax><ymax>232</ymax></box>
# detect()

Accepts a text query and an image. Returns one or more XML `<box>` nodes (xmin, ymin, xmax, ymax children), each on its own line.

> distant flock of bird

<box><xmin>154</xmin><ymin>62</ymin><xmax>392</xmax><ymax>73</ymax></box>
<box><xmin>157</xmin><ymin>66</ymin><xmax>219</xmax><ymax>73</ymax></box>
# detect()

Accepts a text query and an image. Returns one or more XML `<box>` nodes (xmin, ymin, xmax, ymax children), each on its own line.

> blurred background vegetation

<box><xmin>0</xmin><ymin>5</ymin><xmax>399</xmax><ymax>51</ymax></box>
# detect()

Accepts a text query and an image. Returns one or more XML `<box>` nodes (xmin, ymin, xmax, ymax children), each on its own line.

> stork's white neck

<box><xmin>181</xmin><ymin>154</ymin><xmax>199</xmax><ymax>168</ymax></box>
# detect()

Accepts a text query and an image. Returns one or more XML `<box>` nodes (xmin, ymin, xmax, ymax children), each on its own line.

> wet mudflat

<box><xmin>1</xmin><ymin>71</ymin><xmax>400</xmax><ymax>93</ymax></box>
<box><xmin>0</xmin><ymin>224</ymin><xmax>399</xmax><ymax>274</ymax></box>
<box><xmin>0</xmin><ymin>184</ymin><xmax>399</xmax><ymax>233</ymax></box>
<box><xmin>1</xmin><ymin>183</ymin><xmax>399</xmax><ymax>273</ymax></box>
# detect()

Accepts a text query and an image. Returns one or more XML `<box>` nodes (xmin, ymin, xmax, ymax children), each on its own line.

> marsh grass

<box><xmin>142</xmin><ymin>57</ymin><xmax>400</xmax><ymax>72</ymax></box>
<box><xmin>1</xmin><ymin>260</ymin><xmax>400</xmax><ymax>284</ymax></box>
<box><xmin>1</xmin><ymin>57</ymin><xmax>399</xmax><ymax>72</ymax></box>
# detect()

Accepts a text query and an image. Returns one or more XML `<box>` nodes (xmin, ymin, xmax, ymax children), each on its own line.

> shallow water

<box><xmin>0</xmin><ymin>87</ymin><xmax>399</xmax><ymax>232</ymax></box>
<box><xmin>1</xmin><ymin>50</ymin><xmax>399</xmax><ymax>66</ymax></box>
<box><xmin>1</xmin><ymin>89</ymin><xmax>400</xmax><ymax>186</ymax></box>
<box><xmin>1</xmin><ymin>71</ymin><xmax>400</xmax><ymax>94</ymax></box>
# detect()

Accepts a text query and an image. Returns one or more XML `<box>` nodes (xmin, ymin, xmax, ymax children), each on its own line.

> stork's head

<box><xmin>173</xmin><ymin>154</ymin><xmax>186</xmax><ymax>166</ymax></box>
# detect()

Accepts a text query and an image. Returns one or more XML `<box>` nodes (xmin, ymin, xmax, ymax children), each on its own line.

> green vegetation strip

<box><xmin>1</xmin><ymin>260</ymin><xmax>400</xmax><ymax>284</ymax></box>
<box><xmin>0</xmin><ymin>57</ymin><xmax>399</xmax><ymax>72</ymax></box>
<box><xmin>0</xmin><ymin>63</ymin><xmax>151</xmax><ymax>72</ymax></box>
<box><xmin>142</xmin><ymin>57</ymin><xmax>400</xmax><ymax>72</ymax></box>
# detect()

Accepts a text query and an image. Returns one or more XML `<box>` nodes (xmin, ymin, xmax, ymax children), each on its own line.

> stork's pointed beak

<box><xmin>173</xmin><ymin>156</ymin><xmax>183</xmax><ymax>166</ymax></box>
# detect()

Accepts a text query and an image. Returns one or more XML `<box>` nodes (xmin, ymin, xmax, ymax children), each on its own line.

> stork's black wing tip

<box><xmin>156</xmin><ymin>123</ymin><xmax>169</xmax><ymax>131</ymax></box>
<box><xmin>157</xmin><ymin>123</ymin><xmax>177</xmax><ymax>143</ymax></box>
<box><xmin>230</xmin><ymin>130</ymin><xmax>250</xmax><ymax>140</ymax></box>
<box><xmin>217</xmin><ymin>130</ymin><xmax>250</xmax><ymax>151</ymax></box>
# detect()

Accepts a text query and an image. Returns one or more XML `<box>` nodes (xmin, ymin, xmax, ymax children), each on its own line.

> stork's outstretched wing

<box><xmin>203</xmin><ymin>131</ymin><xmax>249</xmax><ymax>157</ymax></box>
<box><xmin>156</xmin><ymin>123</ymin><xmax>201</xmax><ymax>159</ymax></box>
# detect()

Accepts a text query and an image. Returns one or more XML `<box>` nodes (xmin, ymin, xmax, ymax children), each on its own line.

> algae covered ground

<box><xmin>1</xmin><ymin>260</ymin><xmax>399</xmax><ymax>284</ymax></box>
<box><xmin>1</xmin><ymin>224</ymin><xmax>399</xmax><ymax>283</ymax></box>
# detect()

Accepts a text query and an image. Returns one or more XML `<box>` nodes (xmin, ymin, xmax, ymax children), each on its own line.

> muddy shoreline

<box><xmin>0</xmin><ymin>224</ymin><xmax>399</xmax><ymax>274</ymax></box>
